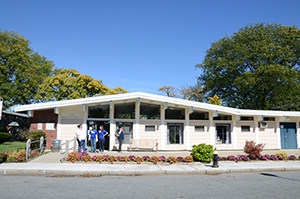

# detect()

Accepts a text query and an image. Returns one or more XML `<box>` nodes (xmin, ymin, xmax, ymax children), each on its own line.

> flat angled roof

<box><xmin>14</xmin><ymin>92</ymin><xmax>300</xmax><ymax>117</ymax></box>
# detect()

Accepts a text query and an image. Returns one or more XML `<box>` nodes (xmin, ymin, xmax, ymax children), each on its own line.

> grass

<box><xmin>0</xmin><ymin>141</ymin><xmax>26</xmax><ymax>153</ymax></box>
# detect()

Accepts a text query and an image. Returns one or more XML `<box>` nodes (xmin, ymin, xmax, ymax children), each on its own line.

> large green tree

<box><xmin>0</xmin><ymin>31</ymin><xmax>54</xmax><ymax>109</ymax></box>
<box><xmin>35</xmin><ymin>68</ymin><xmax>128</xmax><ymax>101</ymax></box>
<box><xmin>196</xmin><ymin>23</ymin><xmax>300</xmax><ymax>110</ymax></box>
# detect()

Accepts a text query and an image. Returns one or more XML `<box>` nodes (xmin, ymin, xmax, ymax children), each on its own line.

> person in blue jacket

<box><xmin>88</xmin><ymin>125</ymin><xmax>98</xmax><ymax>153</ymax></box>
<box><xmin>98</xmin><ymin>125</ymin><xmax>108</xmax><ymax>153</ymax></box>
<box><xmin>116</xmin><ymin>125</ymin><xmax>124</xmax><ymax>153</ymax></box>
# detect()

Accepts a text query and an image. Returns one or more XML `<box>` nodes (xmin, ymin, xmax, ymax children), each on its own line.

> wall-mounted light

<box><xmin>164</xmin><ymin>102</ymin><xmax>168</xmax><ymax>109</ymax></box>
<box><xmin>110</xmin><ymin>100</ymin><xmax>113</xmax><ymax>108</ymax></box>
<box><xmin>82</xmin><ymin>104</ymin><xmax>85</xmax><ymax>111</ymax></box>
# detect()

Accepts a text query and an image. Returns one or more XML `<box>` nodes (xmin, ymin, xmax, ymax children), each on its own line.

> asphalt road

<box><xmin>1</xmin><ymin>172</ymin><xmax>300</xmax><ymax>199</ymax></box>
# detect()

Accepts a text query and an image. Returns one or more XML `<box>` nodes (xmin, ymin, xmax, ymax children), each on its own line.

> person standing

<box><xmin>116</xmin><ymin>125</ymin><xmax>124</xmax><ymax>153</ymax></box>
<box><xmin>75</xmin><ymin>124</ymin><xmax>86</xmax><ymax>152</ymax></box>
<box><xmin>98</xmin><ymin>125</ymin><xmax>108</xmax><ymax>153</ymax></box>
<box><xmin>88</xmin><ymin>125</ymin><xmax>98</xmax><ymax>153</ymax></box>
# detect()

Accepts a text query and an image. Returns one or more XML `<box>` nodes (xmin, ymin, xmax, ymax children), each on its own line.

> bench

<box><xmin>129</xmin><ymin>139</ymin><xmax>158</xmax><ymax>152</ymax></box>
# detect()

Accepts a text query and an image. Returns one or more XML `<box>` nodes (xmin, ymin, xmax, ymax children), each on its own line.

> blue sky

<box><xmin>1</xmin><ymin>0</ymin><xmax>300</xmax><ymax>95</ymax></box>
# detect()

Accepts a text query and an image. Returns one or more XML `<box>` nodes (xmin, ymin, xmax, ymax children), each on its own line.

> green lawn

<box><xmin>0</xmin><ymin>141</ymin><xmax>26</xmax><ymax>153</ymax></box>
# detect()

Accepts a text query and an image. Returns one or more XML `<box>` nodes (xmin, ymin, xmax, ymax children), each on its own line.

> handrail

<box><xmin>26</xmin><ymin>136</ymin><xmax>46</xmax><ymax>162</ymax></box>
<box><xmin>60</xmin><ymin>137</ymin><xmax>77</xmax><ymax>159</ymax></box>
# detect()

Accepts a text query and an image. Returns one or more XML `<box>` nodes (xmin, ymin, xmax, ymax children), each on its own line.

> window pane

<box><xmin>165</xmin><ymin>108</ymin><xmax>185</xmax><ymax>120</ymax></box>
<box><xmin>213</xmin><ymin>114</ymin><xmax>232</xmax><ymax>120</ymax></box>
<box><xmin>241</xmin><ymin>126</ymin><xmax>250</xmax><ymax>132</ymax></box>
<box><xmin>145</xmin><ymin>125</ymin><xmax>156</xmax><ymax>132</ymax></box>
<box><xmin>190</xmin><ymin>111</ymin><xmax>209</xmax><ymax>120</ymax></box>
<box><xmin>195</xmin><ymin>126</ymin><xmax>205</xmax><ymax>132</ymax></box>
<box><xmin>140</xmin><ymin>103</ymin><xmax>160</xmax><ymax>120</ymax></box>
<box><xmin>114</xmin><ymin>103</ymin><xmax>135</xmax><ymax>119</ymax></box>
<box><xmin>240</xmin><ymin>116</ymin><xmax>254</xmax><ymax>121</ymax></box>
<box><xmin>88</xmin><ymin>105</ymin><xmax>109</xmax><ymax>118</ymax></box>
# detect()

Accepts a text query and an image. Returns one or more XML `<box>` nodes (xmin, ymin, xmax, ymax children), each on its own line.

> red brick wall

<box><xmin>30</xmin><ymin>109</ymin><xmax>58</xmax><ymax>149</ymax></box>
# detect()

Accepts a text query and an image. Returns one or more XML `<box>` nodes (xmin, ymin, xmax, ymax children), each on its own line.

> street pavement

<box><xmin>0</xmin><ymin>150</ymin><xmax>300</xmax><ymax>176</ymax></box>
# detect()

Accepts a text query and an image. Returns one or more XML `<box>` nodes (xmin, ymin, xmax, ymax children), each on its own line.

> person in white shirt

<box><xmin>75</xmin><ymin>124</ymin><xmax>86</xmax><ymax>152</ymax></box>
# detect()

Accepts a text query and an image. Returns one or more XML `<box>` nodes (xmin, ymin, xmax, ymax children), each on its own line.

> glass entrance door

<box><xmin>87</xmin><ymin>120</ymin><xmax>110</xmax><ymax>151</ymax></box>
<box><xmin>167</xmin><ymin>123</ymin><xmax>184</xmax><ymax>144</ymax></box>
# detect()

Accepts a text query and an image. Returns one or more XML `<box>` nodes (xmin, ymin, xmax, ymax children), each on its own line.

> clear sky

<box><xmin>1</xmin><ymin>0</ymin><xmax>300</xmax><ymax>95</ymax></box>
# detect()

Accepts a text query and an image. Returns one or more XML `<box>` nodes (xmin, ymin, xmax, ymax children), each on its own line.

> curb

<box><xmin>1</xmin><ymin>167</ymin><xmax>300</xmax><ymax>176</ymax></box>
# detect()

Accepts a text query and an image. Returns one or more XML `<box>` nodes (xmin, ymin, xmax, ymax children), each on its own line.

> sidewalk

<box><xmin>0</xmin><ymin>150</ymin><xmax>300</xmax><ymax>176</ymax></box>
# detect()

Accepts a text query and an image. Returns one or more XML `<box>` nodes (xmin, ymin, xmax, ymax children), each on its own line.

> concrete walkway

<box><xmin>0</xmin><ymin>150</ymin><xmax>300</xmax><ymax>176</ymax></box>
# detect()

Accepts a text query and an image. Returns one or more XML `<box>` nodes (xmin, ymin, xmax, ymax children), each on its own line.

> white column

<box><xmin>160</xmin><ymin>104</ymin><xmax>166</xmax><ymax>150</ymax></box>
<box><xmin>254</xmin><ymin>116</ymin><xmax>259</xmax><ymax>143</ymax></box>
<box><xmin>209</xmin><ymin>111</ymin><xmax>215</xmax><ymax>145</ymax></box>
<box><xmin>109</xmin><ymin>101</ymin><xmax>115</xmax><ymax>151</ymax></box>
<box><xmin>135</xmin><ymin>100</ymin><xmax>140</xmax><ymax>139</ymax></box>
<box><xmin>185</xmin><ymin>108</ymin><xmax>190</xmax><ymax>150</ymax></box>
<box><xmin>276</xmin><ymin>117</ymin><xmax>281</xmax><ymax>149</ymax></box>
<box><xmin>232</xmin><ymin>115</ymin><xmax>237</xmax><ymax>149</ymax></box>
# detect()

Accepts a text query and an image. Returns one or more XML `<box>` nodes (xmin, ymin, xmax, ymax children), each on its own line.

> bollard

<box><xmin>212</xmin><ymin>148</ymin><xmax>219</xmax><ymax>168</ymax></box>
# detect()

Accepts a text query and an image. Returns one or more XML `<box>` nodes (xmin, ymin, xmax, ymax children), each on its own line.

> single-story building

<box><xmin>14</xmin><ymin>92</ymin><xmax>299</xmax><ymax>151</ymax></box>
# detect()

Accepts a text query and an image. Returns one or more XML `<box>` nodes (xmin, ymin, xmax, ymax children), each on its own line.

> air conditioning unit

<box><xmin>259</xmin><ymin>122</ymin><xmax>268</xmax><ymax>128</ymax></box>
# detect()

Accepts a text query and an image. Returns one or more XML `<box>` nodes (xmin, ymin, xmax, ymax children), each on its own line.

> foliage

<box><xmin>35</xmin><ymin>68</ymin><xmax>128</xmax><ymax>102</ymax></box>
<box><xmin>190</xmin><ymin>143</ymin><xmax>214</xmax><ymax>163</ymax></box>
<box><xmin>0</xmin><ymin>30</ymin><xmax>54</xmax><ymax>109</ymax></box>
<box><xmin>196</xmin><ymin>23</ymin><xmax>300</xmax><ymax>110</ymax></box>
<box><xmin>5</xmin><ymin>150</ymin><xmax>39</xmax><ymax>162</ymax></box>
<box><xmin>244</xmin><ymin>140</ymin><xmax>265</xmax><ymax>159</ymax></box>
<box><xmin>208</xmin><ymin>94</ymin><xmax>222</xmax><ymax>105</ymax></box>
<box><xmin>28</xmin><ymin>131</ymin><xmax>46</xmax><ymax>150</ymax></box>
<box><xmin>0</xmin><ymin>152</ymin><xmax>8</xmax><ymax>163</ymax></box>
<box><xmin>0</xmin><ymin>132</ymin><xmax>13</xmax><ymax>144</ymax></box>
<box><xmin>158</xmin><ymin>84</ymin><xmax>204</xmax><ymax>102</ymax></box>
<box><xmin>275</xmin><ymin>151</ymin><xmax>288</xmax><ymax>160</ymax></box>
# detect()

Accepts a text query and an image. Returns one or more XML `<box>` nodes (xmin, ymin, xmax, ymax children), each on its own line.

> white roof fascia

<box><xmin>14</xmin><ymin>92</ymin><xmax>300</xmax><ymax>117</ymax></box>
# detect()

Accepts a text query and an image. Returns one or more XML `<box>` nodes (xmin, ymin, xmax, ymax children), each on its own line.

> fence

<box><xmin>60</xmin><ymin>137</ymin><xmax>77</xmax><ymax>159</ymax></box>
<box><xmin>26</xmin><ymin>136</ymin><xmax>46</xmax><ymax>162</ymax></box>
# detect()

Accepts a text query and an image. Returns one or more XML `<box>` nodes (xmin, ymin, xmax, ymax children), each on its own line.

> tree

<box><xmin>35</xmin><ymin>68</ymin><xmax>128</xmax><ymax>101</ymax></box>
<box><xmin>196</xmin><ymin>23</ymin><xmax>300</xmax><ymax>110</ymax></box>
<box><xmin>158</xmin><ymin>86</ymin><xmax>179</xmax><ymax>98</ymax></box>
<box><xmin>208</xmin><ymin>95</ymin><xmax>222</xmax><ymax>105</ymax></box>
<box><xmin>158</xmin><ymin>84</ymin><xmax>204</xmax><ymax>101</ymax></box>
<box><xmin>0</xmin><ymin>31</ymin><xmax>54</xmax><ymax>109</ymax></box>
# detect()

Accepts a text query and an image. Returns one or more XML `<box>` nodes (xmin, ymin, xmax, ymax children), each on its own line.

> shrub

<box><xmin>191</xmin><ymin>143</ymin><xmax>214</xmax><ymax>163</ymax></box>
<box><xmin>28</xmin><ymin>131</ymin><xmax>47</xmax><ymax>150</ymax></box>
<box><xmin>288</xmin><ymin>155</ymin><xmax>296</xmax><ymax>161</ymax></box>
<box><xmin>0</xmin><ymin>132</ymin><xmax>13</xmax><ymax>144</ymax></box>
<box><xmin>244</xmin><ymin>140</ymin><xmax>265</xmax><ymax>159</ymax></box>
<box><xmin>0</xmin><ymin>152</ymin><xmax>8</xmax><ymax>163</ymax></box>
<box><xmin>275</xmin><ymin>152</ymin><xmax>288</xmax><ymax>160</ymax></box>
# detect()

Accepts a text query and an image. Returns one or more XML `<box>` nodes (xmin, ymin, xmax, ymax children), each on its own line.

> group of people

<box><xmin>75</xmin><ymin>124</ymin><xmax>124</xmax><ymax>153</ymax></box>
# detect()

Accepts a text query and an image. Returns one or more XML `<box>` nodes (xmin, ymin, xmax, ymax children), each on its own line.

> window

<box><xmin>140</xmin><ymin>103</ymin><xmax>160</xmax><ymax>120</ymax></box>
<box><xmin>216</xmin><ymin>124</ymin><xmax>231</xmax><ymax>144</ymax></box>
<box><xmin>190</xmin><ymin>111</ymin><xmax>209</xmax><ymax>120</ymax></box>
<box><xmin>145</xmin><ymin>125</ymin><xmax>156</xmax><ymax>132</ymax></box>
<box><xmin>213</xmin><ymin>114</ymin><xmax>232</xmax><ymax>120</ymax></box>
<box><xmin>240</xmin><ymin>116</ymin><xmax>254</xmax><ymax>121</ymax></box>
<box><xmin>167</xmin><ymin>123</ymin><xmax>184</xmax><ymax>144</ymax></box>
<box><xmin>165</xmin><ymin>107</ymin><xmax>185</xmax><ymax>120</ymax></box>
<box><xmin>263</xmin><ymin>117</ymin><xmax>275</xmax><ymax>121</ymax></box>
<box><xmin>88</xmin><ymin>105</ymin><xmax>109</xmax><ymax>118</ymax></box>
<box><xmin>195</xmin><ymin>126</ymin><xmax>205</xmax><ymax>132</ymax></box>
<box><xmin>114</xmin><ymin>103</ymin><xmax>135</xmax><ymax>119</ymax></box>
<box><xmin>241</xmin><ymin>126</ymin><xmax>250</xmax><ymax>132</ymax></box>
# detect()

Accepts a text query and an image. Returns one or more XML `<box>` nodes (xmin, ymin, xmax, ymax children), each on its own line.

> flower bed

<box><xmin>64</xmin><ymin>152</ymin><xmax>300</xmax><ymax>164</ymax></box>
<box><xmin>65</xmin><ymin>152</ymin><xmax>194</xmax><ymax>164</ymax></box>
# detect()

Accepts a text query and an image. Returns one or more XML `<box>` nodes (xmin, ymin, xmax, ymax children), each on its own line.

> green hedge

<box><xmin>0</xmin><ymin>132</ymin><xmax>13</xmax><ymax>144</ymax></box>
<box><xmin>28</xmin><ymin>131</ymin><xmax>46</xmax><ymax>149</ymax></box>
